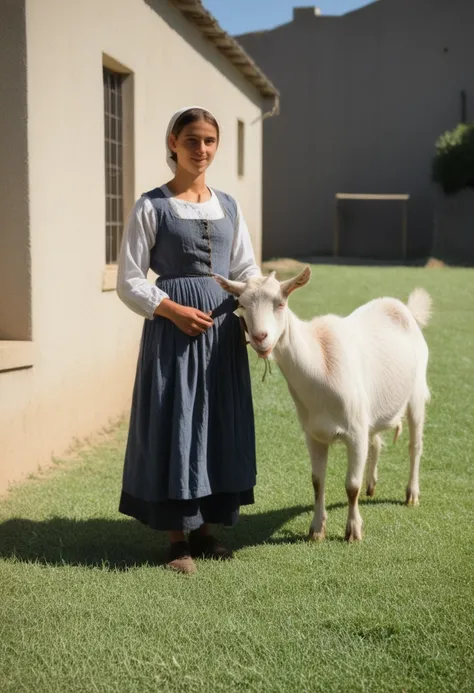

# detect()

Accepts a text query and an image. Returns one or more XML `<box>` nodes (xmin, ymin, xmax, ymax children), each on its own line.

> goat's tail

<box><xmin>407</xmin><ymin>288</ymin><xmax>432</xmax><ymax>328</ymax></box>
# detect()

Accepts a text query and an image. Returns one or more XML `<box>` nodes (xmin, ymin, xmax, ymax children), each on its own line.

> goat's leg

<box><xmin>406</xmin><ymin>398</ymin><xmax>425</xmax><ymax>506</ymax></box>
<box><xmin>306</xmin><ymin>435</ymin><xmax>329</xmax><ymax>541</ymax></box>
<box><xmin>345</xmin><ymin>435</ymin><xmax>369</xmax><ymax>541</ymax></box>
<box><xmin>365</xmin><ymin>434</ymin><xmax>382</xmax><ymax>497</ymax></box>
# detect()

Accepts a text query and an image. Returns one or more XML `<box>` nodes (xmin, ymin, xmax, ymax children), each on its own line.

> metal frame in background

<box><xmin>334</xmin><ymin>193</ymin><xmax>410</xmax><ymax>260</ymax></box>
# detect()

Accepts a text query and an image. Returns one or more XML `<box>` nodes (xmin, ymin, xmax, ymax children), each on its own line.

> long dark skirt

<box><xmin>119</xmin><ymin>276</ymin><xmax>257</xmax><ymax>531</ymax></box>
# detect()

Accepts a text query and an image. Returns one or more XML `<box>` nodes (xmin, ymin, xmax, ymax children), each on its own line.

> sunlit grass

<box><xmin>1</xmin><ymin>265</ymin><xmax>473</xmax><ymax>692</ymax></box>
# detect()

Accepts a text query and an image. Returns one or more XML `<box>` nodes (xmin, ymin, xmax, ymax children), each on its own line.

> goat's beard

<box><xmin>257</xmin><ymin>346</ymin><xmax>273</xmax><ymax>359</ymax></box>
<box><xmin>250</xmin><ymin>342</ymin><xmax>273</xmax><ymax>359</ymax></box>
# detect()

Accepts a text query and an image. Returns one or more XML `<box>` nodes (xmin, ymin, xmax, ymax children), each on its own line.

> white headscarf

<box><xmin>165</xmin><ymin>106</ymin><xmax>220</xmax><ymax>174</ymax></box>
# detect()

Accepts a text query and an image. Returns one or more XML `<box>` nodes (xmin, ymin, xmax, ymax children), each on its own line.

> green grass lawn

<box><xmin>1</xmin><ymin>265</ymin><xmax>473</xmax><ymax>693</ymax></box>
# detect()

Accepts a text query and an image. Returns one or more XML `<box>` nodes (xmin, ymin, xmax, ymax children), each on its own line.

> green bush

<box><xmin>432</xmin><ymin>123</ymin><xmax>474</xmax><ymax>195</ymax></box>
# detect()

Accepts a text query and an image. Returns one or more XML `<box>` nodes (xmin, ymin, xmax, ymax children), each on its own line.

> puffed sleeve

<box><xmin>229</xmin><ymin>202</ymin><xmax>261</xmax><ymax>281</ymax></box>
<box><xmin>116</xmin><ymin>197</ymin><xmax>169</xmax><ymax>319</ymax></box>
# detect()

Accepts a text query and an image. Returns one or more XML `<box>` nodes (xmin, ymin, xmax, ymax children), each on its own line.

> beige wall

<box><xmin>0</xmin><ymin>0</ymin><xmax>264</xmax><ymax>492</ymax></box>
<box><xmin>238</xmin><ymin>0</ymin><xmax>474</xmax><ymax>260</ymax></box>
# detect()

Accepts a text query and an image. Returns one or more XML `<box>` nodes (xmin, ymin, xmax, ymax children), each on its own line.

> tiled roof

<box><xmin>170</xmin><ymin>0</ymin><xmax>280</xmax><ymax>106</ymax></box>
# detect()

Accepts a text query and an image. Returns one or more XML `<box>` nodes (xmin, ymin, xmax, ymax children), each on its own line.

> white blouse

<box><xmin>116</xmin><ymin>186</ymin><xmax>261</xmax><ymax>319</ymax></box>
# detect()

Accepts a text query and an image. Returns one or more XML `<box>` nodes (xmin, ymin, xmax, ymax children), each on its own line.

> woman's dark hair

<box><xmin>170</xmin><ymin>108</ymin><xmax>219</xmax><ymax>162</ymax></box>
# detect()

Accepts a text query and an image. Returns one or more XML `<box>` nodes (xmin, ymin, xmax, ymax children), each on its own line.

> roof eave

<box><xmin>169</xmin><ymin>0</ymin><xmax>280</xmax><ymax>103</ymax></box>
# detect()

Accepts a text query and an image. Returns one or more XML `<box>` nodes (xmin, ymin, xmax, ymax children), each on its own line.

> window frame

<box><xmin>102</xmin><ymin>56</ymin><xmax>134</xmax><ymax>290</ymax></box>
<box><xmin>237</xmin><ymin>119</ymin><xmax>245</xmax><ymax>178</ymax></box>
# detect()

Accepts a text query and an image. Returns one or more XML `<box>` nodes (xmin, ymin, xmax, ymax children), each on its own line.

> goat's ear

<box><xmin>214</xmin><ymin>274</ymin><xmax>246</xmax><ymax>296</ymax></box>
<box><xmin>280</xmin><ymin>266</ymin><xmax>312</xmax><ymax>298</ymax></box>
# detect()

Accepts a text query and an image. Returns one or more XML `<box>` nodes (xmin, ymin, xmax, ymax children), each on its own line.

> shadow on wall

<box><xmin>298</xmin><ymin>254</ymin><xmax>473</xmax><ymax>268</ymax></box>
<box><xmin>268</xmin><ymin>196</ymin><xmax>474</xmax><ymax>267</ymax></box>
<box><xmin>143</xmin><ymin>0</ymin><xmax>262</xmax><ymax>107</ymax></box>
<box><xmin>264</xmin><ymin>255</ymin><xmax>437</xmax><ymax>271</ymax></box>
<box><xmin>264</xmin><ymin>254</ymin><xmax>474</xmax><ymax>269</ymax></box>
<box><xmin>432</xmin><ymin>189</ymin><xmax>474</xmax><ymax>266</ymax></box>
<box><xmin>299</xmin><ymin>255</ymin><xmax>431</xmax><ymax>267</ymax></box>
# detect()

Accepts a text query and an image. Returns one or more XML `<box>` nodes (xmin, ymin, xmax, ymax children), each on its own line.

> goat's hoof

<box><xmin>405</xmin><ymin>489</ymin><xmax>420</xmax><ymax>506</ymax></box>
<box><xmin>344</xmin><ymin>522</ymin><xmax>363</xmax><ymax>542</ymax></box>
<box><xmin>308</xmin><ymin>528</ymin><xmax>325</xmax><ymax>542</ymax></box>
<box><xmin>405</xmin><ymin>493</ymin><xmax>420</xmax><ymax>508</ymax></box>
<box><xmin>366</xmin><ymin>483</ymin><xmax>376</xmax><ymax>497</ymax></box>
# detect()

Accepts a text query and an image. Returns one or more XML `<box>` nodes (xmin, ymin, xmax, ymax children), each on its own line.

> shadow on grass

<box><xmin>0</xmin><ymin>497</ymin><xmax>404</xmax><ymax>570</ymax></box>
<box><xmin>238</xmin><ymin>497</ymin><xmax>405</xmax><ymax>547</ymax></box>
<box><xmin>325</xmin><ymin>498</ymin><xmax>406</xmax><ymax>513</ymax></box>
<box><xmin>0</xmin><ymin>505</ymin><xmax>307</xmax><ymax>570</ymax></box>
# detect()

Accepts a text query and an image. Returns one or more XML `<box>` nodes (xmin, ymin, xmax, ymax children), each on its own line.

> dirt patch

<box><xmin>262</xmin><ymin>258</ymin><xmax>307</xmax><ymax>276</ymax></box>
<box><xmin>425</xmin><ymin>257</ymin><xmax>448</xmax><ymax>268</ymax></box>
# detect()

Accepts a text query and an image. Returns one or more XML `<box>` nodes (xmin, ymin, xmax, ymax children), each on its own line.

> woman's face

<box><xmin>169</xmin><ymin>119</ymin><xmax>219</xmax><ymax>175</ymax></box>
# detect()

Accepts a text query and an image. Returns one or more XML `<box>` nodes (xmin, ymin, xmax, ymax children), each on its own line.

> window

<box><xmin>102</xmin><ymin>60</ymin><xmax>134</xmax><ymax>272</ymax></box>
<box><xmin>237</xmin><ymin>119</ymin><xmax>245</xmax><ymax>178</ymax></box>
<box><xmin>103</xmin><ymin>67</ymin><xmax>125</xmax><ymax>264</ymax></box>
<box><xmin>0</xmin><ymin>6</ymin><xmax>34</xmax><ymax>369</ymax></box>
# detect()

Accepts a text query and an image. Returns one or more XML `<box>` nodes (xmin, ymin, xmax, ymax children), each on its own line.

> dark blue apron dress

<box><xmin>119</xmin><ymin>187</ymin><xmax>256</xmax><ymax>531</ymax></box>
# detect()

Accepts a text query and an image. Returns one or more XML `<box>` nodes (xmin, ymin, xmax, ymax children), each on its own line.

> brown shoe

<box><xmin>189</xmin><ymin>532</ymin><xmax>233</xmax><ymax>560</ymax></box>
<box><xmin>165</xmin><ymin>541</ymin><xmax>197</xmax><ymax>574</ymax></box>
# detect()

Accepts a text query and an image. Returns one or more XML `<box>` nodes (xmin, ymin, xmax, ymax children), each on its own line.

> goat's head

<box><xmin>215</xmin><ymin>266</ymin><xmax>311</xmax><ymax>358</ymax></box>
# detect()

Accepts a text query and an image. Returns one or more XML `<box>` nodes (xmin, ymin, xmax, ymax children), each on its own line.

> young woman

<box><xmin>117</xmin><ymin>106</ymin><xmax>261</xmax><ymax>573</ymax></box>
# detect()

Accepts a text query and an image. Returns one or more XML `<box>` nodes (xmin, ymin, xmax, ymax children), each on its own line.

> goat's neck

<box><xmin>274</xmin><ymin>307</ymin><xmax>301</xmax><ymax>357</ymax></box>
<box><xmin>273</xmin><ymin>308</ymin><xmax>326</xmax><ymax>386</ymax></box>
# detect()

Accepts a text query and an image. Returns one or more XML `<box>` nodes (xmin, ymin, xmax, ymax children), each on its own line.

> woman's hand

<box><xmin>154</xmin><ymin>299</ymin><xmax>213</xmax><ymax>336</ymax></box>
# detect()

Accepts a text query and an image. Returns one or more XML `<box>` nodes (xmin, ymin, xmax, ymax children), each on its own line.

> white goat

<box><xmin>216</xmin><ymin>267</ymin><xmax>432</xmax><ymax>542</ymax></box>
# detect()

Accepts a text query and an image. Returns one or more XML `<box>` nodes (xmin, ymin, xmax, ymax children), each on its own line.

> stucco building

<box><xmin>0</xmin><ymin>0</ymin><xmax>278</xmax><ymax>492</ymax></box>
<box><xmin>237</xmin><ymin>0</ymin><xmax>474</xmax><ymax>260</ymax></box>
